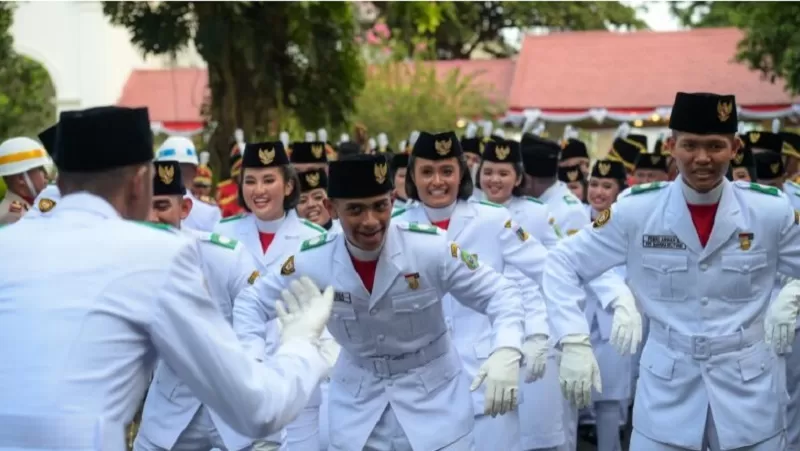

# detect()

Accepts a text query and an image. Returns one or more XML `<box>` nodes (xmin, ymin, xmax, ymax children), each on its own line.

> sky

<box><xmin>629</xmin><ymin>0</ymin><xmax>684</xmax><ymax>31</ymax></box>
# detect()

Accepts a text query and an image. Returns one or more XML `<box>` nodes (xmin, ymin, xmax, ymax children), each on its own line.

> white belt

<box><xmin>0</xmin><ymin>414</ymin><xmax>125</xmax><ymax>450</ymax></box>
<box><xmin>350</xmin><ymin>333</ymin><xmax>450</xmax><ymax>377</ymax></box>
<box><xmin>649</xmin><ymin>321</ymin><xmax>763</xmax><ymax>360</ymax></box>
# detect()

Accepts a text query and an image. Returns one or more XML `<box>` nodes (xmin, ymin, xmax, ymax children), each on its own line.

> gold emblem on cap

<box><xmin>305</xmin><ymin>172</ymin><xmax>320</xmax><ymax>187</ymax></box>
<box><xmin>374</xmin><ymin>162</ymin><xmax>388</xmax><ymax>184</ymax></box>
<box><xmin>38</xmin><ymin>198</ymin><xmax>55</xmax><ymax>213</ymax></box>
<box><xmin>650</xmin><ymin>155</ymin><xmax>661</xmax><ymax>165</ymax></box>
<box><xmin>717</xmin><ymin>100</ymin><xmax>733</xmax><ymax>122</ymax></box>
<box><xmin>598</xmin><ymin>162</ymin><xmax>611</xmax><ymax>176</ymax></box>
<box><xmin>311</xmin><ymin>144</ymin><xmax>324</xmax><ymax>159</ymax></box>
<box><xmin>495</xmin><ymin>145</ymin><xmax>510</xmax><ymax>160</ymax></box>
<box><xmin>771</xmin><ymin>162</ymin><xmax>781</xmax><ymax>175</ymax></box>
<box><xmin>435</xmin><ymin>138</ymin><xmax>452</xmax><ymax>156</ymax></box>
<box><xmin>567</xmin><ymin>170</ymin><xmax>579</xmax><ymax>182</ymax></box>
<box><xmin>157</xmin><ymin>164</ymin><xmax>175</xmax><ymax>185</ymax></box>
<box><xmin>750</xmin><ymin>132</ymin><xmax>760</xmax><ymax>144</ymax></box>
<box><xmin>733</xmin><ymin>152</ymin><xmax>744</xmax><ymax>165</ymax></box>
<box><xmin>258</xmin><ymin>147</ymin><xmax>275</xmax><ymax>165</ymax></box>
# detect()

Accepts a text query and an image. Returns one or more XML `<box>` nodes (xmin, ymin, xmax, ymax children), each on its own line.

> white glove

<box><xmin>319</xmin><ymin>328</ymin><xmax>342</xmax><ymax>367</ymax></box>
<box><xmin>522</xmin><ymin>335</ymin><xmax>548</xmax><ymax>383</ymax></box>
<box><xmin>559</xmin><ymin>334</ymin><xmax>602</xmax><ymax>409</ymax></box>
<box><xmin>470</xmin><ymin>347</ymin><xmax>522</xmax><ymax>417</ymax></box>
<box><xmin>765</xmin><ymin>279</ymin><xmax>800</xmax><ymax>354</ymax></box>
<box><xmin>610</xmin><ymin>289</ymin><xmax>643</xmax><ymax>355</ymax></box>
<box><xmin>276</xmin><ymin>276</ymin><xmax>334</xmax><ymax>344</ymax></box>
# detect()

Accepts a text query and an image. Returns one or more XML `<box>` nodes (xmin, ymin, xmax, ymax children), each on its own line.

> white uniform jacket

<box><xmin>24</xmin><ymin>184</ymin><xmax>61</xmax><ymax>220</ymax></box>
<box><xmin>138</xmin><ymin>228</ymin><xmax>264</xmax><ymax>450</ymax></box>
<box><xmin>0</xmin><ymin>193</ymin><xmax>329</xmax><ymax>449</ymax></box>
<box><xmin>233</xmin><ymin>222</ymin><xmax>525</xmax><ymax>451</ymax></box>
<box><xmin>538</xmin><ymin>182</ymin><xmax>631</xmax><ymax>320</ymax></box>
<box><xmin>182</xmin><ymin>191</ymin><xmax>222</xmax><ymax>232</ymax></box>
<box><xmin>392</xmin><ymin>199</ymin><xmax>561</xmax><ymax>415</ymax></box>
<box><xmin>543</xmin><ymin>178</ymin><xmax>800</xmax><ymax>449</ymax></box>
<box><xmin>214</xmin><ymin>210</ymin><xmax>325</xmax><ymax>268</ymax></box>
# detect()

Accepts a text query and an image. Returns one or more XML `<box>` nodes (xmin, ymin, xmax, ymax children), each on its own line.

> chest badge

<box><xmin>404</xmin><ymin>273</ymin><xmax>420</xmax><ymax>290</ymax></box>
<box><xmin>738</xmin><ymin>232</ymin><xmax>754</xmax><ymax>251</ymax></box>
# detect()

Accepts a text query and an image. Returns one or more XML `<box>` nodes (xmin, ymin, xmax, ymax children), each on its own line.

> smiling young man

<box><xmin>296</xmin><ymin>168</ymin><xmax>339</xmax><ymax>232</ymax></box>
<box><xmin>543</xmin><ymin>91</ymin><xmax>800</xmax><ymax>451</ymax></box>
<box><xmin>233</xmin><ymin>153</ymin><xmax>528</xmax><ymax>451</ymax></box>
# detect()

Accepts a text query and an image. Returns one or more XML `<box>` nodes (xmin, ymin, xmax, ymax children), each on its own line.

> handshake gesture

<box><xmin>277</xmin><ymin>276</ymin><xmax>335</xmax><ymax>345</ymax></box>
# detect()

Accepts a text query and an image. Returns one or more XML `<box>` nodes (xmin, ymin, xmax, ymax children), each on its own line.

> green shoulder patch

<box><xmin>391</xmin><ymin>208</ymin><xmax>407</xmax><ymax>218</ymax></box>
<box><xmin>131</xmin><ymin>221</ymin><xmax>177</xmax><ymax>233</ymax></box>
<box><xmin>738</xmin><ymin>182</ymin><xmax>781</xmax><ymax>197</ymax></box>
<box><xmin>301</xmin><ymin>219</ymin><xmax>326</xmax><ymax>233</ymax></box>
<box><xmin>478</xmin><ymin>200</ymin><xmax>502</xmax><ymax>208</ymax></box>
<box><xmin>629</xmin><ymin>181</ymin><xmax>668</xmax><ymax>196</ymax></box>
<box><xmin>562</xmin><ymin>195</ymin><xmax>579</xmax><ymax>205</ymax></box>
<box><xmin>208</xmin><ymin>233</ymin><xmax>238</xmax><ymax>250</ymax></box>
<box><xmin>400</xmin><ymin>222</ymin><xmax>439</xmax><ymax>235</ymax></box>
<box><xmin>300</xmin><ymin>233</ymin><xmax>332</xmax><ymax>252</ymax></box>
<box><xmin>220</xmin><ymin>213</ymin><xmax>245</xmax><ymax>223</ymax></box>
<box><xmin>524</xmin><ymin>196</ymin><xmax>543</xmax><ymax>205</ymax></box>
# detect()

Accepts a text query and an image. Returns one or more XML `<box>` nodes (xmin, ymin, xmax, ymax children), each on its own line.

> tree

<box><xmin>0</xmin><ymin>3</ymin><xmax>57</xmax><ymax>201</ymax></box>
<box><xmin>103</xmin><ymin>1</ymin><xmax>365</xmax><ymax>178</ymax></box>
<box><xmin>353</xmin><ymin>61</ymin><xmax>504</xmax><ymax>148</ymax></box>
<box><xmin>0</xmin><ymin>3</ymin><xmax>57</xmax><ymax>139</ymax></box>
<box><xmin>363</xmin><ymin>2</ymin><xmax>646</xmax><ymax>60</ymax></box>
<box><xmin>671</xmin><ymin>2</ymin><xmax>800</xmax><ymax>94</ymax></box>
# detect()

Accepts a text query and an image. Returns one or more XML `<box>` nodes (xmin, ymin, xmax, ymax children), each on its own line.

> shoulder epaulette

<box><xmin>736</xmin><ymin>181</ymin><xmax>781</xmax><ymax>197</ymax></box>
<box><xmin>220</xmin><ymin>213</ymin><xmax>245</xmax><ymax>223</ymax></box>
<box><xmin>391</xmin><ymin>208</ymin><xmax>407</xmax><ymax>218</ymax></box>
<box><xmin>301</xmin><ymin>219</ymin><xmax>326</xmax><ymax>233</ymax></box>
<box><xmin>131</xmin><ymin>221</ymin><xmax>177</xmax><ymax>233</ymax></box>
<box><xmin>562</xmin><ymin>194</ymin><xmax>579</xmax><ymax>205</ymax></box>
<box><xmin>524</xmin><ymin>196</ymin><xmax>543</xmax><ymax>205</ymax></box>
<box><xmin>207</xmin><ymin>232</ymin><xmax>238</xmax><ymax>250</ymax></box>
<box><xmin>628</xmin><ymin>181</ymin><xmax>669</xmax><ymax>196</ymax></box>
<box><xmin>398</xmin><ymin>222</ymin><xmax>439</xmax><ymax>235</ymax></box>
<box><xmin>478</xmin><ymin>200</ymin><xmax>502</xmax><ymax>208</ymax></box>
<box><xmin>217</xmin><ymin>179</ymin><xmax>234</xmax><ymax>188</ymax></box>
<box><xmin>300</xmin><ymin>233</ymin><xmax>333</xmax><ymax>252</ymax></box>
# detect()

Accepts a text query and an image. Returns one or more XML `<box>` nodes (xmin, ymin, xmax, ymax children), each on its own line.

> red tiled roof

<box><xmin>118</xmin><ymin>60</ymin><xmax>515</xmax><ymax>125</ymax></box>
<box><xmin>509</xmin><ymin>27</ymin><xmax>800</xmax><ymax>111</ymax></box>
<box><xmin>117</xmin><ymin>68</ymin><xmax>208</xmax><ymax>125</ymax></box>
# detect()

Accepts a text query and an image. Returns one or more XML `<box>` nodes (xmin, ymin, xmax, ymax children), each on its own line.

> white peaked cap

<box><xmin>0</xmin><ymin>137</ymin><xmax>51</xmax><ymax>176</ymax></box>
<box><xmin>157</xmin><ymin>136</ymin><xmax>198</xmax><ymax>165</ymax></box>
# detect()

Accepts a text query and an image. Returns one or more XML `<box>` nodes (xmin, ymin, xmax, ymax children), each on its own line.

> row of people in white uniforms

<box><xmin>0</xmin><ymin>106</ymin><xmax>336</xmax><ymax>451</ymax></box>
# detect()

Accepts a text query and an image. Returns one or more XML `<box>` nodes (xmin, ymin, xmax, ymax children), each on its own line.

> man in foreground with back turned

<box><xmin>543</xmin><ymin>92</ymin><xmax>800</xmax><ymax>450</ymax></box>
<box><xmin>0</xmin><ymin>106</ymin><xmax>334</xmax><ymax>450</ymax></box>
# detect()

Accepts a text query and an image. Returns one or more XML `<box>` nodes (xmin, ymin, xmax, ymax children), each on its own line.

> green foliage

<box><xmin>353</xmin><ymin>60</ymin><xmax>503</xmax><ymax>148</ymax></box>
<box><xmin>671</xmin><ymin>1</ymin><xmax>800</xmax><ymax>94</ymax></box>
<box><xmin>103</xmin><ymin>1</ymin><xmax>364</xmax><ymax>178</ymax></box>
<box><xmin>0</xmin><ymin>3</ymin><xmax>57</xmax><ymax>140</ymax></box>
<box><xmin>370</xmin><ymin>2</ymin><xmax>645</xmax><ymax>60</ymax></box>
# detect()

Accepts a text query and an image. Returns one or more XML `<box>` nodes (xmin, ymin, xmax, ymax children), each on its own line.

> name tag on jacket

<box><xmin>642</xmin><ymin>235</ymin><xmax>686</xmax><ymax>250</ymax></box>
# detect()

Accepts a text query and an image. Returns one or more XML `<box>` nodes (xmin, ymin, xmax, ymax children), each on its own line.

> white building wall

<box><xmin>10</xmin><ymin>1</ymin><xmax>203</xmax><ymax>115</ymax></box>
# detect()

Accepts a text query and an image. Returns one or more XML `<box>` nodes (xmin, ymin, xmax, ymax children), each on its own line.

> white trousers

<box><xmin>355</xmin><ymin>406</ymin><xmax>475</xmax><ymax>451</ymax></box>
<box><xmin>785</xmin><ymin>332</ymin><xmax>800</xmax><ymax>451</ymax></box>
<box><xmin>474</xmin><ymin>413</ymin><xmax>521</xmax><ymax>451</ymax></box>
<box><xmin>629</xmin><ymin>407</ymin><xmax>785</xmax><ymax>451</ymax></box>
<box><xmin>133</xmin><ymin>406</ymin><xmax>253</xmax><ymax>451</ymax></box>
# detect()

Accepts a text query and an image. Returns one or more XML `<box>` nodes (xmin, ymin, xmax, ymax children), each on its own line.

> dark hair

<box><xmin>405</xmin><ymin>154</ymin><xmax>474</xmax><ymax>202</ymax></box>
<box><xmin>237</xmin><ymin>164</ymin><xmax>301</xmax><ymax>212</ymax></box>
<box><xmin>476</xmin><ymin>159</ymin><xmax>527</xmax><ymax>198</ymax></box>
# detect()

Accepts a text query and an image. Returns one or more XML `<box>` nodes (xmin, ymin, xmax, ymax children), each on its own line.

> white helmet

<box><xmin>156</xmin><ymin>136</ymin><xmax>199</xmax><ymax>165</ymax></box>
<box><xmin>0</xmin><ymin>137</ymin><xmax>51</xmax><ymax>177</ymax></box>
